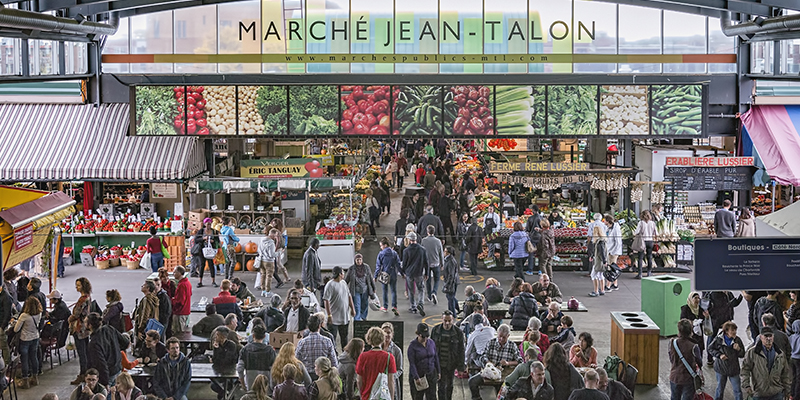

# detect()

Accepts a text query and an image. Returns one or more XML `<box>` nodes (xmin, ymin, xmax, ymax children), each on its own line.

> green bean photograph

<box><xmin>651</xmin><ymin>84</ymin><xmax>703</xmax><ymax>135</ymax></box>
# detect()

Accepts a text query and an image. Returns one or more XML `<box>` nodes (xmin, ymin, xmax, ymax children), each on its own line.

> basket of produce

<box><xmin>110</xmin><ymin>245</ymin><xmax>123</xmax><ymax>256</ymax></box>
<box><xmin>108</xmin><ymin>256</ymin><xmax>121</xmax><ymax>267</ymax></box>
<box><xmin>95</xmin><ymin>256</ymin><xmax>110</xmax><ymax>270</ymax></box>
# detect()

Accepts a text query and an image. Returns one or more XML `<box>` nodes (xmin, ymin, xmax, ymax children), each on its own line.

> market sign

<box><xmin>496</xmin><ymin>174</ymin><xmax>590</xmax><ymax>187</ymax></box>
<box><xmin>13</xmin><ymin>223</ymin><xmax>33</xmax><ymax>251</ymax></box>
<box><xmin>241</xmin><ymin>158</ymin><xmax>324</xmax><ymax>178</ymax></box>
<box><xmin>309</xmin><ymin>154</ymin><xmax>334</xmax><ymax>166</ymax></box>
<box><xmin>695</xmin><ymin>237</ymin><xmax>800</xmax><ymax>291</ymax></box>
<box><xmin>665</xmin><ymin>157</ymin><xmax>754</xmax><ymax>167</ymax></box>
<box><xmin>489</xmin><ymin>161</ymin><xmax>589</xmax><ymax>173</ymax></box>
<box><xmin>664</xmin><ymin>166</ymin><xmax>752</xmax><ymax>191</ymax></box>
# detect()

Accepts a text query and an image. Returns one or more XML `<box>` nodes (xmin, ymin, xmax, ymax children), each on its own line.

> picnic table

<box><xmin>486</xmin><ymin>300</ymin><xmax>588</xmax><ymax>322</ymax></box>
<box><xmin>130</xmin><ymin>363</ymin><xmax>240</xmax><ymax>400</ymax></box>
<box><xmin>173</xmin><ymin>331</ymin><xmax>247</xmax><ymax>358</ymax></box>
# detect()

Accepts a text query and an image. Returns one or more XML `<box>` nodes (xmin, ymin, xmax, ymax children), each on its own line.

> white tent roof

<box><xmin>758</xmin><ymin>201</ymin><xmax>800</xmax><ymax>236</ymax></box>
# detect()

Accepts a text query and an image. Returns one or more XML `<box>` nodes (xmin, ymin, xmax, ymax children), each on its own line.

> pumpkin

<box><xmin>246</xmin><ymin>259</ymin><xmax>256</xmax><ymax>271</ymax></box>
<box><xmin>234</xmin><ymin>262</ymin><xmax>242</xmax><ymax>271</ymax></box>
<box><xmin>234</xmin><ymin>243</ymin><xmax>242</xmax><ymax>253</ymax></box>
<box><xmin>244</xmin><ymin>242</ymin><xmax>258</xmax><ymax>254</ymax></box>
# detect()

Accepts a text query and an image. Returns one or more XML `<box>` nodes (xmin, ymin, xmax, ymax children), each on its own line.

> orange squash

<box><xmin>234</xmin><ymin>262</ymin><xmax>242</xmax><ymax>271</ymax></box>
<box><xmin>234</xmin><ymin>243</ymin><xmax>242</xmax><ymax>253</ymax></box>
<box><xmin>246</xmin><ymin>259</ymin><xmax>256</xmax><ymax>271</ymax></box>
<box><xmin>244</xmin><ymin>242</ymin><xmax>258</xmax><ymax>254</ymax></box>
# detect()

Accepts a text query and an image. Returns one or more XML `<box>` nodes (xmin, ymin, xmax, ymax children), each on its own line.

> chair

<box><xmin>1</xmin><ymin>356</ymin><xmax>18</xmax><ymax>400</ymax></box>
<box><xmin>40</xmin><ymin>320</ymin><xmax>64</xmax><ymax>369</ymax></box>
<box><xmin>619</xmin><ymin>363</ymin><xmax>638</xmax><ymax>398</ymax></box>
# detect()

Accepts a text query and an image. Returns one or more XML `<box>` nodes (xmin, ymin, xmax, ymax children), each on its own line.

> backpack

<box><xmin>91</xmin><ymin>300</ymin><xmax>102</xmax><ymax>315</ymax></box>
<box><xmin>603</xmin><ymin>354</ymin><xmax>626</xmax><ymax>381</ymax></box>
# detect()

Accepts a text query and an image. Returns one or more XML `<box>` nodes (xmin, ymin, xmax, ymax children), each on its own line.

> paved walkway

<box><xmin>21</xmin><ymin>180</ymin><xmax>748</xmax><ymax>399</ymax></box>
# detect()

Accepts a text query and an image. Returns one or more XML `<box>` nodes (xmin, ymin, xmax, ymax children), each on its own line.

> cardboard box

<box><xmin>80</xmin><ymin>253</ymin><xmax>94</xmax><ymax>267</ymax></box>
<box><xmin>269</xmin><ymin>331</ymin><xmax>301</xmax><ymax>349</ymax></box>
<box><xmin>285</xmin><ymin>217</ymin><xmax>302</xmax><ymax>228</ymax></box>
<box><xmin>234</xmin><ymin>229</ymin><xmax>251</xmax><ymax>235</ymax></box>
<box><xmin>186</xmin><ymin>220</ymin><xmax>203</xmax><ymax>233</ymax></box>
<box><xmin>188</xmin><ymin>209</ymin><xmax>210</xmax><ymax>222</ymax></box>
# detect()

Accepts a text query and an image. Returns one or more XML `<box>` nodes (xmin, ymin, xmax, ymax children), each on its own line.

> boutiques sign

<box><xmin>240</xmin><ymin>158</ymin><xmax>325</xmax><ymax>178</ymax></box>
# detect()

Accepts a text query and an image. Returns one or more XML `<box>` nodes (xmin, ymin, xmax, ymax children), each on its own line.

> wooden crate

<box><xmin>610</xmin><ymin>312</ymin><xmax>660</xmax><ymax>385</ymax></box>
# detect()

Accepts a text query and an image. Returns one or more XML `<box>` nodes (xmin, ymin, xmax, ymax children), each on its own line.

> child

<box><xmin>119</xmin><ymin>333</ymin><xmax>139</xmax><ymax>371</ymax></box>
<box><xmin>552</xmin><ymin>315</ymin><xmax>576</xmax><ymax>349</ymax></box>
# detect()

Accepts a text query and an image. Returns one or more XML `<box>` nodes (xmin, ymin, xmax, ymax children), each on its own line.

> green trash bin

<box><xmin>641</xmin><ymin>275</ymin><xmax>691</xmax><ymax>336</ymax></box>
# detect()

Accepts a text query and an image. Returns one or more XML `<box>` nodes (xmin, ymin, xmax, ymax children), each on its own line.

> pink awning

<box><xmin>740</xmin><ymin>105</ymin><xmax>800</xmax><ymax>186</ymax></box>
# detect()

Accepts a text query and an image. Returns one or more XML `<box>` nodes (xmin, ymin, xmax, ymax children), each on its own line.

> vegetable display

<box><xmin>237</xmin><ymin>86</ymin><xmax>265</xmax><ymax>135</ymax></box>
<box><xmin>600</xmin><ymin>85</ymin><xmax>648</xmax><ymax>135</ymax></box>
<box><xmin>289</xmin><ymin>86</ymin><xmax>339</xmax><ymax>135</ymax></box>
<box><xmin>651</xmin><ymin>85</ymin><xmax>702</xmax><ymax>135</ymax></box>
<box><xmin>444</xmin><ymin>85</ymin><xmax>493</xmax><ymax>135</ymax></box>
<box><xmin>547</xmin><ymin>85</ymin><xmax>598</xmax><ymax>135</ymax></box>
<box><xmin>203</xmin><ymin>86</ymin><xmax>235</xmax><ymax>135</ymax></box>
<box><xmin>340</xmin><ymin>85</ymin><xmax>392</xmax><ymax>135</ymax></box>
<box><xmin>254</xmin><ymin>86</ymin><xmax>288</xmax><ymax>135</ymax></box>
<box><xmin>135</xmin><ymin>86</ymin><xmax>179</xmax><ymax>135</ymax></box>
<box><xmin>394</xmin><ymin>86</ymin><xmax>442</xmax><ymax>136</ymax></box>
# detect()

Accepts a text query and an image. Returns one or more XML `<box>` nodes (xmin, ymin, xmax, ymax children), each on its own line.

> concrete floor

<box><xmin>18</xmin><ymin>185</ymin><xmax>750</xmax><ymax>400</ymax></box>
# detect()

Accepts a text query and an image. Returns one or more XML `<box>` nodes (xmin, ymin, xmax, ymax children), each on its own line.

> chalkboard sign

<box><xmin>352</xmin><ymin>320</ymin><xmax>404</xmax><ymax>348</ymax></box>
<box><xmin>664</xmin><ymin>166</ymin><xmax>752</xmax><ymax>191</ymax></box>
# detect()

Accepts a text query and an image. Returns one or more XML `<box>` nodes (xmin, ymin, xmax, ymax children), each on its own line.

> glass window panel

<box><xmin>618</xmin><ymin>5</ymin><xmax>660</xmax><ymax>73</ymax></box>
<box><xmin>65</xmin><ymin>42</ymin><xmax>88</xmax><ymax>75</ymax></box>
<box><xmin>663</xmin><ymin>10</ymin><xmax>706</xmax><ymax>73</ymax></box>
<box><xmin>130</xmin><ymin>11</ymin><xmax>174</xmax><ymax>73</ymax></box>
<box><xmin>394</xmin><ymin>0</ymin><xmax>438</xmax><ymax>73</ymax></box>
<box><xmin>218</xmin><ymin>1</ymin><xmax>260</xmax><ymax>73</ymax></box>
<box><xmin>260</xmin><ymin>0</ymin><xmax>294</xmax><ymax>74</ymax></box>
<box><xmin>751</xmin><ymin>41</ymin><xmax>773</xmax><ymax>74</ymax></box>
<box><xmin>484</xmin><ymin>0</ymin><xmax>527</xmax><ymax>74</ymax></box>
<box><xmin>103</xmin><ymin>17</ymin><xmax>129</xmax><ymax>73</ymax></box>
<box><xmin>708</xmin><ymin>17</ymin><xmax>736</xmax><ymax>73</ymax></box>
<box><xmin>306</xmin><ymin>0</ymin><xmax>349</xmax><ymax>73</ymax></box>
<box><xmin>439</xmin><ymin>0</ymin><xmax>482</xmax><ymax>73</ymax></box>
<box><xmin>573</xmin><ymin>1</ymin><xmax>616</xmax><ymax>73</ymax></box>
<box><xmin>529</xmin><ymin>0</ymin><xmax>572</xmax><ymax>73</ymax></box>
<box><xmin>782</xmin><ymin>39</ymin><xmax>800</xmax><ymax>74</ymax></box>
<box><xmin>350</xmin><ymin>0</ymin><xmax>393</xmax><ymax>73</ymax></box>
<box><xmin>0</xmin><ymin>38</ymin><xmax>20</xmax><ymax>75</ymax></box>
<box><xmin>174</xmin><ymin>5</ymin><xmax>217</xmax><ymax>73</ymax></box>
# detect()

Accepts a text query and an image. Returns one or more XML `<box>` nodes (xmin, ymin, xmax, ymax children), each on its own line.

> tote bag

<box><xmin>203</xmin><ymin>239</ymin><xmax>217</xmax><ymax>259</ymax></box>
<box><xmin>369</xmin><ymin>352</ymin><xmax>393</xmax><ymax>400</ymax></box>
<box><xmin>631</xmin><ymin>233</ymin><xmax>645</xmax><ymax>253</ymax></box>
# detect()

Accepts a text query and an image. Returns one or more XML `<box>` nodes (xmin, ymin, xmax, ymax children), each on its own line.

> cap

<box><xmin>354</xmin><ymin>253</ymin><xmax>363</xmax><ymax>260</ymax></box>
<box><xmin>761</xmin><ymin>326</ymin><xmax>774</xmax><ymax>336</ymax></box>
<box><xmin>46</xmin><ymin>289</ymin><xmax>62</xmax><ymax>299</ymax></box>
<box><xmin>416</xmin><ymin>323</ymin><xmax>430</xmax><ymax>337</ymax></box>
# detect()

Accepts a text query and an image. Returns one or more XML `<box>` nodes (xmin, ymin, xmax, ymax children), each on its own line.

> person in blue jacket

<box><xmin>219</xmin><ymin>217</ymin><xmax>240</xmax><ymax>281</ymax></box>
<box><xmin>375</xmin><ymin>237</ymin><xmax>401</xmax><ymax>316</ymax></box>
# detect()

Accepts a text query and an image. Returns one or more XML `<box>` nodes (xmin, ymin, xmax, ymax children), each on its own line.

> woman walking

<box><xmin>271</xmin><ymin>218</ymin><xmax>291</xmax><ymax>285</ymax></box>
<box><xmin>14</xmin><ymin>297</ymin><xmax>42</xmax><ymax>389</ymax></box>
<box><xmin>407</xmin><ymin>323</ymin><xmax>439</xmax><ymax>400</ymax></box>
<box><xmin>735</xmin><ymin>207</ymin><xmax>756</xmax><ymax>237</ymax></box>
<box><xmin>634</xmin><ymin>210</ymin><xmax>657</xmax><ymax>278</ymax></box>
<box><xmin>589</xmin><ymin>225</ymin><xmax>608</xmax><ymax>297</ymax></box>
<box><xmin>538</xmin><ymin>219</ymin><xmax>556</xmax><ymax>279</ymax></box>
<box><xmin>442</xmin><ymin>245</ymin><xmax>460</xmax><ymax>315</ymax></box>
<box><xmin>68</xmin><ymin>277</ymin><xmax>93</xmax><ymax>385</ymax></box>
<box><xmin>220</xmin><ymin>217</ymin><xmax>240</xmax><ymax>280</ymax></box>
<box><xmin>197</xmin><ymin>219</ymin><xmax>219</xmax><ymax>288</ymax></box>
<box><xmin>146</xmin><ymin>226</ymin><xmax>165</xmax><ymax>273</ymax></box>
<box><xmin>366</xmin><ymin>189</ymin><xmax>380</xmax><ymax>241</ymax></box>
<box><xmin>339</xmin><ymin>338</ymin><xmax>364</xmax><ymax>400</ymax></box>
<box><xmin>680</xmin><ymin>292</ymin><xmax>709</xmax><ymax>360</ymax></box>
<box><xmin>508</xmin><ymin>222</ymin><xmax>530</xmax><ymax>281</ymax></box>
<box><xmin>456</xmin><ymin>213</ymin><xmax>470</xmax><ymax>271</ymax></box>
<box><xmin>708</xmin><ymin>321</ymin><xmax>745</xmax><ymax>400</ymax></box>
<box><xmin>603</xmin><ymin>215</ymin><xmax>622</xmax><ymax>291</ymax></box>
<box><xmin>356</xmin><ymin>327</ymin><xmax>397</xmax><ymax>400</ymax></box>
<box><xmin>345</xmin><ymin>254</ymin><xmax>376</xmax><ymax>321</ymax></box>
<box><xmin>309</xmin><ymin>357</ymin><xmax>342</xmax><ymax>400</ymax></box>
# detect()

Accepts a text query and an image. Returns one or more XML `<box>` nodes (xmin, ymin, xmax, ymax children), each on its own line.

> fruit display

<box><xmin>316</xmin><ymin>225</ymin><xmax>354</xmax><ymax>240</ymax></box>
<box><xmin>330</xmin><ymin>206</ymin><xmax>360</xmax><ymax>223</ymax></box>
<box><xmin>341</xmin><ymin>85</ymin><xmax>392</xmax><ymax>135</ymax></box>
<box><xmin>503</xmin><ymin>216</ymin><xmax>530</xmax><ymax>229</ymax></box>
<box><xmin>556</xmin><ymin>243</ymin><xmax>587</xmax><ymax>254</ymax></box>
<box><xmin>443</xmin><ymin>85</ymin><xmax>494</xmax><ymax>135</ymax></box>
<box><xmin>494</xmin><ymin>85</ymin><xmax>545</xmax><ymax>136</ymax></box>
<box><xmin>651</xmin><ymin>84</ymin><xmax>702</xmax><ymax>135</ymax></box>
<box><xmin>600</xmin><ymin>85</ymin><xmax>648</xmax><ymax>135</ymax></box>
<box><xmin>173</xmin><ymin>86</ymin><xmax>210</xmax><ymax>135</ymax></box>
<box><xmin>487</xmin><ymin>139</ymin><xmax>518</xmax><ymax>151</ymax></box>
<box><xmin>394</xmin><ymin>86</ymin><xmax>442</xmax><ymax>135</ymax></box>
<box><xmin>553</xmin><ymin>227</ymin><xmax>588</xmax><ymax>239</ymax></box>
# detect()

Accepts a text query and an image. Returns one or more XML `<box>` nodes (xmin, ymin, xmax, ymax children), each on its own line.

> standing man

<box><xmin>171</xmin><ymin>266</ymin><xmax>192</xmax><ymax>334</ymax></box>
<box><xmin>465</xmin><ymin>217</ymin><xmax>484</xmax><ymax>276</ymax></box>
<box><xmin>431</xmin><ymin>310</ymin><xmax>465</xmax><ymax>400</ymax></box>
<box><xmin>375</xmin><ymin>238</ymin><xmax>401</xmax><ymax>316</ymax></box>
<box><xmin>323</xmin><ymin>266</ymin><xmax>355</xmax><ymax>350</ymax></box>
<box><xmin>400</xmin><ymin>232</ymin><xmax>429</xmax><ymax>317</ymax></box>
<box><xmin>152</xmin><ymin>337</ymin><xmax>192</xmax><ymax>400</ymax></box>
<box><xmin>237</xmin><ymin>324</ymin><xmax>275</xmax><ymax>390</ymax></box>
<box><xmin>302</xmin><ymin>238</ymin><xmax>322</xmax><ymax>295</ymax></box>
<box><xmin>741</xmin><ymin>326</ymin><xmax>792</xmax><ymax>400</ymax></box>
<box><xmin>133</xmin><ymin>281</ymin><xmax>159</xmax><ymax>350</ymax></box>
<box><xmin>85</xmin><ymin>313</ymin><xmax>126</xmax><ymax>388</ymax></box>
<box><xmin>295</xmin><ymin>315</ymin><xmax>338</xmax><ymax>380</ymax></box>
<box><xmin>421</xmin><ymin>225</ymin><xmax>444</xmax><ymax>305</ymax></box>
<box><xmin>219</xmin><ymin>217</ymin><xmax>240</xmax><ymax>280</ymax></box>
<box><xmin>258</xmin><ymin>229</ymin><xmax>278</xmax><ymax>297</ymax></box>
<box><xmin>714</xmin><ymin>199</ymin><xmax>736</xmax><ymax>238</ymax></box>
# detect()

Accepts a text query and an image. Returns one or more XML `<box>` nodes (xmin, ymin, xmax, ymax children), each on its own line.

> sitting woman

<box><xmin>540</xmin><ymin>301</ymin><xmax>564</xmax><ymax>337</ymax></box>
<box><xmin>483</xmin><ymin>278</ymin><xmax>504</xmax><ymax>304</ymax></box>
<box><xmin>509</xmin><ymin>283</ymin><xmax>538</xmax><ymax>331</ymax></box>
<box><xmin>569</xmin><ymin>332</ymin><xmax>598</xmax><ymax>368</ymax></box>
<box><xmin>504</xmin><ymin>277</ymin><xmax>524</xmax><ymax>304</ymax></box>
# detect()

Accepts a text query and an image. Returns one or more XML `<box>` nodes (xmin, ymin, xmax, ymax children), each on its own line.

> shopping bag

<box><xmin>139</xmin><ymin>252</ymin><xmax>151</xmax><ymax>270</ymax></box>
<box><xmin>413</xmin><ymin>376</ymin><xmax>429</xmax><ymax>391</ymax></box>
<box><xmin>631</xmin><ymin>234</ymin><xmax>645</xmax><ymax>253</ymax></box>
<box><xmin>122</xmin><ymin>312</ymin><xmax>134</xmax><ymax>332</ymax></box>
<box><xmin>480</xmin><ymin>362</ymin><xmax>502</xmax><ymax>381</ymax></box>
<box><xmin>203</xmin><ymin>240</ymin><xmax>217</xmax><ymax>260</ymax></box>
<box><xmin>254</xmin><ymin>272</ymin><xmax>262</xmax><ymax>290</ymax></box>
<box><xmin>160</xmin><ymin>237</ymin><xmax>171</xmax><ymax>259</ymax></box>
<box><xmin>369</xmin><ymin>295</ymin><xmax>381</xmax><ymax>311</ymax></box>
<box><xmin>368</xmin><ymin>352</ymin><xmax>393</xmax><ymax>400</ymax></box>
<box><xmin>65</xmin><ymin>334</ymin><xmax>76</xmax><ymax>351</ymax></box>
<box><xmin>702</xmin><ymin>318</ymin><xmax>713</xmax><ymax>336</ymax></box>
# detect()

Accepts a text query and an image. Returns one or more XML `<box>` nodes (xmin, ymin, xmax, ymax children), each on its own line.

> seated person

<box><xmin>531</xmin><ymin>274</ymin><xmax>563</xmax><ymax>307</ymax></box>
<box><xmin>518</xmin><ymin>330</ymin><xmax>543</xmax><ymax>363</ymax></box>
<box><xmin>152</xmin><ymin>337</ymin><xmax>191</xmax><ymax>400</ymax></box>
<box><xmin>468</xmin><ymin>324</ymin><xmax>522</xmax><ymax>399</ymax></box>
<box><xmin>210</xmin><ymin>326</ymin><xmax>240</xmax><ymax>398</ymax></box>
<box><xmin>192</xmin><ymin>304</ymin><xmax>225</xmax><ymax>336</ymax></box>
<box><xmin>282</xmin><ymin>289</ymin><xmax>310</xmax><ymax>332</ymax></box>
<box><xmin>214</xmin><ymin>295</ymin><xmax>243</xmax><ymax>329</ymax></box>
<box><xmin>459</xmin><ymin>302</ymin><xmax>489</xmax><ymax>338</ymax></box>
<box><xmin>569</xmin><ymin>332</ymin><xmax>598</xmax><ymax>368</ymax></box>
<box><xmin>506</xmin><ymin>361</ymin><xmax>554</xmax><ymax>400</ymax></box>
<box><xmin>119</xmin><ymin>333</ymin><xmax>139</xmax><ymax>371</ymax></box>
<box><xmin>483</xmin><ymin>278</ymin><xmax>504</xmax><ymax>304</ymax></box>
<box><xmin>552</xmin><ymin>315</ymin><xmax>576</xmax><ymax>349</ymax></box>
<box><xmin>509</xmin><ymin>283</ymin><xmax>538</xmax><ymax>331</ymax></box>
<box><xmin>212</xmin><ymin>279</ymin><xmax>238</xmax><ymax>305</ymax></box>
<box><xmin>464</xmin><ymin>314</ymin><xmax>496</xmax><ymax>369</ymax></box>
<box><xmin>246</xmin><ymin>317</ymin><xmax>268</xmax><ymax>344</ymax></box>
<box><xmin>504</xmin><ymin>347</ymin><xmax>543</xmax><ymax>386</ymax></box>
<box><xmin>524</xmin><ymin>317</ymin><xmax>551</xmax><ymax>355</ymax></box>
<box><xmin>504</xmin><ymin>278</ymin><xmax>524</xmax><ymax>303</ymax></box>
<box><xmin>69</xmin><ymin>369</ymin><xmax>107</xmax><ymax>400</ymax></box>
<box><xmin>136</xmin><ymin>330</ymin><xmax>166</xmax><ymax>364</ymax></box>
<box><xmin>230</xmin><ymin>278</ymin><xmax>256</xmax><ymax>303</ymax></box>
<box><xmin>255</xmin><ymin>294</ymin><xmax>285</xmax><ymax>333</ymax></box>
<box><xmin>462</xmin><ymin>286</ymin><xmax>486</xmax><ymax>318</ymax></box>
<box><xmin>597</xmin><ymin>367</ymin><xmax>633</xmax><ymax>400</ymax></box>
<box><xmin>222</xmin><ymin>314</ymin><xmax>241</xmax><ymax>342</ymax></box>
<box><xmin>283</xmin><ymin>280</ymin><xmax>320</xmax><ymax>313</ymax></box>
<box><xmin>540</xmin><ymin>301</ymin><xmax>564</xmax><ymax>336</ymax></box>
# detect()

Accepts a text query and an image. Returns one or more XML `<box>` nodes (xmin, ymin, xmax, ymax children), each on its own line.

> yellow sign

<box><xmin>489</xmin><ymin>161</ymin><xmax>589</xmax><ymax>173</ymax></box>
<box><xmin>309</xmin><ymin>155</ymin><xmax>334</xmax><ymax>167</ymax></box>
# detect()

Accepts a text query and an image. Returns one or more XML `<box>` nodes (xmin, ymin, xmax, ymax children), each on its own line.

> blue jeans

<box><xmin>426</xmin><ymin>266</ymin><xmax>440</xmax><ymax>298</ymax></box>
<box><xmin>670</xmin><ymin>382</ymin><xmax>695</xmax><ymax>400</ymax></box>
<box><xmin>460</xmin><ymin>251</ymin><xmax>466</xmax><ymax>269</ymax></box>
<box><xmin>74</xmin><ymin>335</ymin><xmax>88</xmax><ymax>374</ymax></box>
<box><xmin>19</xmin><ymin>338</ymin><xmax>39</xmax><ymax>378</ymax></box>
<box><xmin>528</xmin><ymin>252</ymin><xmax>538</xmax><ymax>273</ymax></box>
<box><xmin>353</xmin><ymin>292</ymin><xmax>369</xmax><ymax>321</ymax></box>
<box><xmin>446</xmin><ymin>292</ymin><xmax>458</xmax><ymax>315</ymax></box>
<box><xmin>382</xmin><ymin>276</ymin><xmax>398</xmax><ymax>309</ymax></box>
<box><xmin>409</xmin><ymin>276</ymin><xmax>425</xmax><ymax>310</ymax></box>
<box><xmin>715</xmin><ymin>373</ymin><xmax>742</xmax><ymax>400</ymax></box>
<box><xmin>150</xmin><ymin>252</ymin><xmax>164</xmax><ymax>272</ymax></box>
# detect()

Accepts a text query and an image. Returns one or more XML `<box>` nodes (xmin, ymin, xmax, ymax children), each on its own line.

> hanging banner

<box><xmin>241</xmin><ymin>158</ymin><xmax>325</xmax><ymax>178</ymax></box>
<box><xmin>13</xmin><ymin>223</ymin><xmax>34</xmax><ymax>251</ymax></box>
<box><xmin>665</xmin><ymin>157</ymin><xmax>754</xmax><ymax>167</ymax></box>
<box><xmin>489</xmin><ymin>161</ymin><xmax>589</xmax><ymax>173</ymax></box>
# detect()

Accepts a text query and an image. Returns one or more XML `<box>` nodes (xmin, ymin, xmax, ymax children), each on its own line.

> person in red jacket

<box><xmin>171</xmin><ymin>266</ymin><xmax>192</xmax><ymax>334</ymax></box>
<box><xmin>415</xmin><ymin>163</ymin><xmax>425</xmax><ymax>185</ymax></box>
<box><xmin>212</xmin><ymin>280</ymin><xmax>237</xmax><ymax>305</ymax></box>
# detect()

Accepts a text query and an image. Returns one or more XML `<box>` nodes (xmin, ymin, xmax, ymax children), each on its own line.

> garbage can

<box><xmin>610</xmin><ymin>311</ymin><xmax>660</xmax><ymax>385</ymax></box>
<box><xmin>641</xmin><ymin>274</ymin><xmax>690</xmax><ymax>337</ymax></box>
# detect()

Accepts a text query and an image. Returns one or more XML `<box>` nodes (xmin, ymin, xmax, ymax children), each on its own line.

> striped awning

<box><xmin>0</xmin><ymin>103</ymin><xmax>206</xmax><ymax>181</ymax></box>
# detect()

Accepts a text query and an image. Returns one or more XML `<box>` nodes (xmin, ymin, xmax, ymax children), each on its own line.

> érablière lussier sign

<box><xmin>695</xmin><ymin>238</ymin><xmax>800</xmax><ymax>291</ymax></box>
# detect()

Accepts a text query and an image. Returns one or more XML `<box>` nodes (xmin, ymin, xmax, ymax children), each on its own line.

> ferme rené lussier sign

<box><xmin>240</xmin><ymin>0</ymin><xmax>598</xmax><ymax>46</ymax></box>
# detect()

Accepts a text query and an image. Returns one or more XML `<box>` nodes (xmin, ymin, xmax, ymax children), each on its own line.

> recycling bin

<box><xmin>610</xmin><ymin>311</ymin><xmax>660</xmax><ymax>385</ymax></box>
<box><xmin>641</xmin><ymin>274</ymin><xmax>690</xmax><ymax>337</ymax></box>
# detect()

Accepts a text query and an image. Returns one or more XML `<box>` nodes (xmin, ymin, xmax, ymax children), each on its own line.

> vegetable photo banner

<box><xmin>130</xmin><ymin>83</ymin><xmax>706</xmax><ymax>138</ymax></box>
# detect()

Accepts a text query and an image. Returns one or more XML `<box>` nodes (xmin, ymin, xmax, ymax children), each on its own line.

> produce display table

<box><xmin>318</xmin><ymin>239</ymin><xmax>356</xmax><ymax>270</ymax></box>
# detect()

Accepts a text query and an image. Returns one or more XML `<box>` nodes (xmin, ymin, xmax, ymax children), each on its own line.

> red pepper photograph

<box><xmin>340</xmin><ymin>85</ymin><xmax>392</xmax><ymax>135</ymax></box>
<box><xmin>443</xmin><ymin>85</ymin><xmax>494</xmax><ymax>136</ymax></box>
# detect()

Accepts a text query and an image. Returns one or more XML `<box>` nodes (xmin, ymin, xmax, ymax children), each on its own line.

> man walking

<box><xmin>417</xmin><ymin>206</ymin><xmax>445</xmax><ymax>239</ymax></box>
<box><xmin>741</xmin><ymin>326</ymin><xmax>792</xmax><ymax>400</ymax></box>
<box><xmin>401</xmin><ymin>232</ymin><xmax>429</xmax><ymax>316</ymax></box>
<box><xmin>258</xmin><ymin>229</ymin><xmax>278</xmax><ymax>297</ymax></box>
<box><xmin>302</xmin><ymin>238</ymin><xmax>322</xmax><ymax>294</ymax></box>
<box><xmin>323</xmin><ymin>266</ymin><xmax>355</xmax><ymax>349</ymax></box>
<box><xmin>171</xmin><ymin>267</ymin><xmax>192</xmax><ymax>334</ymax></box>
<box><xmin>465</xmin><ymin>217</ymin><xmax>484</xmax><ymax>276</ymax></box>
<box><xmin>421</xmin><ymin>225</ymin><xmax>444</xmax><ymax>305</ymax></box>
<box><xmin>431</xmin><ymin>310</ymin><xmax>465</xmax><ymax>400</ymax></box>
<box><xmin>714</xmin><ymin>199</ymin><xmax>736</xmax><ymax>238</ymax></box>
